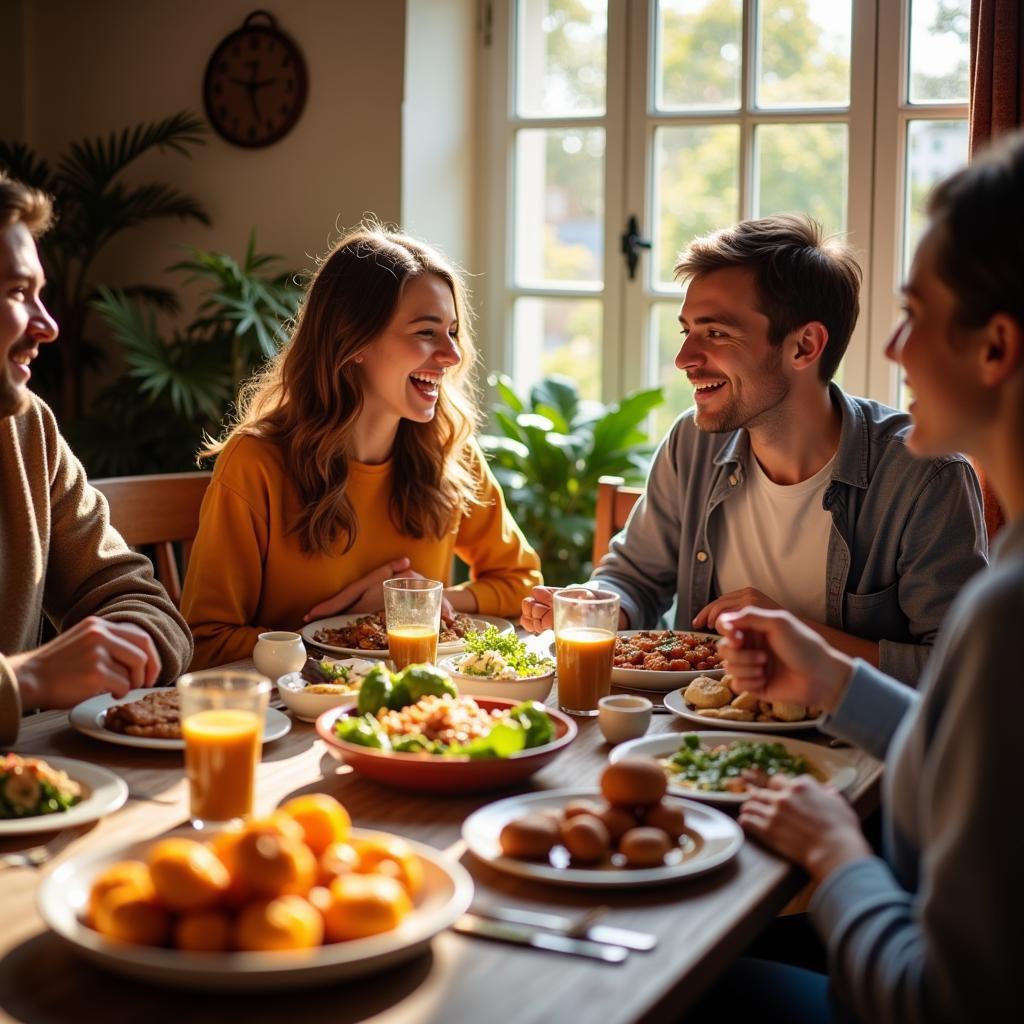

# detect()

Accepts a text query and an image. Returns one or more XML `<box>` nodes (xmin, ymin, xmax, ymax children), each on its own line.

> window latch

<box><xmin>621</xmin><ymin>215</ymin><xmax>652</xmax><ymax>281</ymax></box>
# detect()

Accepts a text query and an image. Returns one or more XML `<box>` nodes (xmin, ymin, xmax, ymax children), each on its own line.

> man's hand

<box><xmin>9</xmin><ymin>617</ymin><xmax>161</xmax><ymax>711</ymax></box>
<box><xmin>739</xmin><ymin>774</ymin><xmax>872</xmax><ymax>883</ymax></box>
<box><xmin>304</xmin><ymin>559</ymin><xmax>455</xmax><ymax>622</ymax></box>
<box><xmin>521</xmin><ymin>585</ymin><xmax>628</xmax><ymax>634</ymax></box>
<box><xmin>716</xmin><ymin>607</ymin><xmax>852</xmax><ymax>713</ymax></box>
<box><xmin>691</xmin><ymin>587</ymin><xmax>781</xmax><ymax>631</ymax></box>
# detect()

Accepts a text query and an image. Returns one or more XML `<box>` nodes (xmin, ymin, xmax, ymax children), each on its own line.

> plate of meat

<box><xmin>68</xmin><ymin>689</ymin><xmax>291</xmax><ymax>751</ymax></box>
<box><xmin>610</xmin><ymin>630</ymin><xmax>725</xmax><ymax>693</ymax></box>
<box><xmin>301</xmin><ymin>612</ymin><xmax>514</xmax><ymax>659</ymax></box>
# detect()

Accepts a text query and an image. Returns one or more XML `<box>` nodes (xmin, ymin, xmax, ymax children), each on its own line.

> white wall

<box><xmin>8</xmin><ymin>0</ymin><xmax>408</xmax><ymax>294</ymax></box>
<box><xmin>402</xmin><ymin>0</ymin><xmax>478</xmax><ymax>271</ymax></box>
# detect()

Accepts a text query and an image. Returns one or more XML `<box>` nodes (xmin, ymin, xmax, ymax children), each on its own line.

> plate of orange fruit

<box><xmin>36</xmin><ymin>794</ymin><xmax>472</xmax><ymax>989</ymax></box>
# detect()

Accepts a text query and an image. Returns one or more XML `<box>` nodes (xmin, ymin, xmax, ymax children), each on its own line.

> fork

<box><xmin>0</xmin><ymin>844</ymin><xmax>55</xmax><ymax>869</ymax></box>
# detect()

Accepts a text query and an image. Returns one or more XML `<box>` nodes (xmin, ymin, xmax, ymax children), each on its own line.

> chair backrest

<box><xmin>592</xmin><ymin>475</ymin><xmax>644</xmax><ymax>566</ymax></box>
<box><xmin>92</xmin><ymin>472</ymin><xmax>211</xmax><ymax>605</ymax></box>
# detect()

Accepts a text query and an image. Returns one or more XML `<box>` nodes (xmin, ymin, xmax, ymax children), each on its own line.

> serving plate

<box><xmin>316</xmin><ymin>698</ymin><xmax>576</xmax><ymax>794</ymax></box>
<box><xmin>37</xmin><ymin>827</ymin><xmax>473</xmax><ymax>990</ymax></box>
<box><xmin>611</xmin><ymin>630</ymin><xmax>725</xmax><ymax>693</ymax></box>
<box><xmin>68</xmin><ymin>690</ymin><xmax>291</xmax><ymax>751</ymax></box>
<box><xmin>462</xmin><ymin>788</ymin><xmax>742</xmax><ymax>888</ymax></box>
<box><xmin>302</xmin><ymin>615</ymin><xmax>515</xmax><ymax>659</ymax></box>
<box><xmin>609</xmin><ymin>731</ymin><xmax>859</xmax><ymax>806</ymax></box>
<box><xmin>662</xmin><ymin>686</ymin><xmax>824</xmax><ymax>732</ymax></box>
<box><xmin>0</xmin><ymin>757</ymin><xmax>128</xmax><ymax>836</ymax></box>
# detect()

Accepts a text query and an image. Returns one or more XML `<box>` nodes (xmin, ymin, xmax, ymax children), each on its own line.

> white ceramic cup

<box><xmin>253</xmin><ymin>631</ymin><xmax>306</xmax><ymax>679</ymax></box>
<box><xmin>597</xmin><ymin>694</ymin><xmax>653</xmax><ymax>745</ymax></box>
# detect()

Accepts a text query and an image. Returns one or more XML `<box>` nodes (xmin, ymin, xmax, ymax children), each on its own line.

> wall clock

<box><xmin>203</xmin><ymin>10</ymin><xmax>308</xmax><ymax>148</ymax></box>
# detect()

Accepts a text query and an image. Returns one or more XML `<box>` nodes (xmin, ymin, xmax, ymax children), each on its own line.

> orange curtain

<box><xmin>967</xmin><ymin>0</ymin><xmax>1021</xmax><ymax>540</ymax></box>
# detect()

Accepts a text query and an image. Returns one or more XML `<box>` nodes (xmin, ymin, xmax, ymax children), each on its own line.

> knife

<box><xmin>452</xmin><ymin>914</ymin><xmax>629</xmax><ymax>963</ymax></box>
<box><xmin>469</xmin><ymin>905</ymin><xmax>657</xmax><ymax>951</ymax></box>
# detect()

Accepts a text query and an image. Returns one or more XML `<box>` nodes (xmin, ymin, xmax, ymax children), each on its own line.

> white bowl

<box><xmin>439</xmin><ymin>655</ymin><xmax>555</xmax><ymax>704</ymax></box>
<box><xmin>275</xmin><ymin>657</ymin><xmax>374</xmax><ymax>723</ymax></box>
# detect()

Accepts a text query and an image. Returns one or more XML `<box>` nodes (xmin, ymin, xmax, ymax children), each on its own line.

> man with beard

<box><xmin>0</xmin><ymin>173</ymin><xmax>192</xmax><ymax>743</ymax></box>
<box><xmin>522</xmin><ymin>215</ymin><xmax>987</xmax><ymax>684</ymax></box>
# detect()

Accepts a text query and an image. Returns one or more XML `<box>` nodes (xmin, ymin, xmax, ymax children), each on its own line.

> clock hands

<box><xmin>228</xmin><ymin>64</ymin><xmax>278</xmax><ymax>127</ymax></box>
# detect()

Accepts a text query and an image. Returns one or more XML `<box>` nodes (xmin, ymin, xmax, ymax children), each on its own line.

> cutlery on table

<box><xmin>470</xmin><ymin>903</ymin><xmax>657</xmax><ymax>951</ymax></box>
<box><xmin>453</xmin><ymin>913</ymin><xmax>629</xmax><ymax>963</ymax></box>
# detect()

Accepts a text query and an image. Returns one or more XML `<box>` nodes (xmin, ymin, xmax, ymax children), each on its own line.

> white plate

<box><xmin>663</xmin><ymin>686</ymin><xmax>824</xmax><ymax>732</ymax></box>
<box><xmin>609</xmin><ymin>732</ymin><xmax>859</xmax><ymax>806</ymax></box>
<box><xmin>37</xmin><ymin>826</ymin><xmax>473</xmax><ymax>991</ymax></box>
<box><xmin>611</xmin><ymin>630</ymin><xmax>725</xmax><ymax>692</ymax></box>
<box><xmin>68</xmin><ymin>690</ymin><xmax>291</xmax><ymax>751</ymax></box>
<box><xmin>302</xmin><ymin>614</ymin><xmax>515</xmax><ymax>659</ymax></box>
<box><xmin>462</xmin><ymin>787</ymin><xmax>742</xmax><ymax>888</ymax></box>
<box><xmin>0</xmin><ymin>757</ymin><xmax>128</xmax><ymax>836</ymax></box>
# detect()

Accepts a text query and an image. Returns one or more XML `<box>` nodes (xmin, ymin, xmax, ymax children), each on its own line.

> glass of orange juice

<box><xmin>177</xmin><ymin>670</ymin><xmax>270</xmax><ymax>830</ymax></box>
<box><xmin>383</xmin><ymin>577</ymin><xmax>443</xmax><ymax>670</ymax></box>
<box><xmin>554</xmin><ymin>589</ymin><xmax>621</xmax><ymax>717</ymax></box>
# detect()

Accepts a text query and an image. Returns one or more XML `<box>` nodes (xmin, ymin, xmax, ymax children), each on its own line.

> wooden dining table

<box><xmin>0</xmin><ymin>662</ymin><xmax>881</xmax><ymax>1024</ymax></box>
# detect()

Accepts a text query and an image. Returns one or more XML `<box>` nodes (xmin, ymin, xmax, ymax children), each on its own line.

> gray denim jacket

<box><xmin>592</xmin><ymin>385</ymin><xmax>988</xmax><ymax>684</ymax></box>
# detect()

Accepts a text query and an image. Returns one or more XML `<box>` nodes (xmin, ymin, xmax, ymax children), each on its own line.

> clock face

<box><xmin>203</xmin><ymin>24</ymin><xmax>308</xmax><ymax>148</ymax></box>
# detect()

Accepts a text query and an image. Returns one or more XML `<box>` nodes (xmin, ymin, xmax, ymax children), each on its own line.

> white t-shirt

<box><xmin>711</xmin><ymin>451</ymin><xmax>836</xmax><ymax>624</ymax></box>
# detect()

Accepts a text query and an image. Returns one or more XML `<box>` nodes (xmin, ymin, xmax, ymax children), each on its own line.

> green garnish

<box><xmin>461</xmin><ymin>625</ymin><xmax>554</xmax><ymax>677</ymax></box>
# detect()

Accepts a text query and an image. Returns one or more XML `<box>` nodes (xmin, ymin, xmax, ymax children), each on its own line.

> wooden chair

<box><xmin>592</xmin><ymin>475</ymin><xmax>644</xmax><ymax>566</ymax></box>
<box><xmin>92</xmin><ymin>472</ymin><xmax>211</xmax><ymax>605</ymax></box>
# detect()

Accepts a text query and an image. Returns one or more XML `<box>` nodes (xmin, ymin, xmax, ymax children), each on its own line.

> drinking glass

<box><xmin>177</xmin><ymin>670</ymin><xmax>270</xmax><ymax>830</ymax></box>
<box><xmin>554</xmin><ymin>589</ymin><xmax>620</xmax><ymax>716</ymax></box>
<box><xmin>383</xmin><ymin>577</ymin><xmax>443</xmax><ymax>670</ymax></box>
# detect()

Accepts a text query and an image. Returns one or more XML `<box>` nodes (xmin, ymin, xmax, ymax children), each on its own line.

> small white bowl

<box><xmin>254</xmin><ymin>630</ymin><xmax>307</xmax><ymax>678</ymax></box>
<box><xmin>598</xmin><ymin>694</ymin><xmax>653</xmax><ymax>745</ymax></box>
<box><xmin>439</xmin><ymin>655</ymin><xmax>555</xmax><ymax>704</ymax></box>
<box><xmin>275</xmin><ymin>658</ymin><xmax>374</xmax><ymax>723</ymax></box>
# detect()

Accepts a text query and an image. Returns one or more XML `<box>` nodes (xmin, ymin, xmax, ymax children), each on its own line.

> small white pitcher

<box><xmin>253</xmin><ymin>630</ymin><xmax>307</xmax><ymax>680</ymax></box>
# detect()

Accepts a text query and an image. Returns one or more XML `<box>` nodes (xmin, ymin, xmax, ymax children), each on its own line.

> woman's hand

<box><xmin>717</xmin><ymin>607</ymin><xmax>854</xmax><ymax>713</ymax></box>
<box><xmin>740</xmin><ymin>775</ymin><xmax>872</xmax><ymax>882</ymax></box>
<box><xmin>303</xmin><ymin>559</ymin><xmax>455</xmax><ymax>621</ymax></box>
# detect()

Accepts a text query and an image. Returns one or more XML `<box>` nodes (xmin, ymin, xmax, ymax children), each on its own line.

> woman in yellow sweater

<box><xmin>181</xmin><ymin>224</ymin><xmax>542</xmax><ymax>670</ymax></box>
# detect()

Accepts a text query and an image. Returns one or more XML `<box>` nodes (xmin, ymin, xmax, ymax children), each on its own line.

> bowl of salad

<box><xmin>439</xmin><ymin>626</ymin><xmax>555</xmax><ymax>703</ymax></box>
<box><xmin>276</xmin><ymin>656</ymin><xmax>376</xmax><ymax>723</ymax></box>
<box><xmin>315</xmin><ymin>663</ymin><xmax>576</xmax><ymax>793</ymax></box>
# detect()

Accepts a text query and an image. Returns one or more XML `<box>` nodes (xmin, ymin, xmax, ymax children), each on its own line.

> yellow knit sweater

<box><xmin>0</xmin><ymin>397</ymin><xmax>193</xmax><ymax>744</ymax></box>
<box><xmin>181</xmin><ymin>434</ymin><xmax>542</xmax><ymax>669</ymax></box>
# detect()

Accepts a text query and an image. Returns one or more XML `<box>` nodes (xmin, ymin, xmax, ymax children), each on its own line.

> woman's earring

<box><xmin>354</xmin><ymin>355</ymin><xmax>363</xmax><ymax>364</ymax></box>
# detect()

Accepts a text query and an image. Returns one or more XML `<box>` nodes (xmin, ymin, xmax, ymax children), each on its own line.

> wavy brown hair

<box><xmin>201</xmin><ymin>222</ymin><xmax>481</xmax><ymax>555</ymax></box>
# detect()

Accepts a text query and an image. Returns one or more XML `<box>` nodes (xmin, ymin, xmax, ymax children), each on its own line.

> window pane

<box><xmin>514</xmin><ymin>128</ymin><xmax>605</xmax><ymax>286</ymax></box>
<box><xmin>652</xmin><ymin>124</ymin><xmax>740</xmax><ymax>288</ymax></box>
<box><xmin>652</xmin><ymin>302</ymin><xmax>695</xmax><ymax>439</ymax></box>
<box><xmin>908</xmin><ymin>0</ymin><xmax>969</xmax><ymax>104</ymax></box>
<box><xmin>754</xmin><ymin>123</ymin><xmax>848</xmax><ymax>233</ymax></box>
<box><xmin>516</xmin><ymin>0</ymin><xmax>607</xmax><ymax>116</ymax></box>
<box><xmin>756</xmin><ymin>0</ymin><xmax>852</xmax><ymax>109</ymax></box>
<box><xmin>903</xmin><ymin>119</ymin><xmax>968</xmax><ymax>275</ymax></box>
<box><xmin>513</xmin><ymin>297</ymin><xmax>602</xmax><ymax>400</ymax></box>
<box><xmin>656</xmin><ymin>0</ymin><xmax>742</xmax><ymax>112</ymax></box>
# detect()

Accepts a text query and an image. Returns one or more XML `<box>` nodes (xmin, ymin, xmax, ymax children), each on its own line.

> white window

<box><xmin>478</xmin><ymin>0</ymin><xmax>970</xmax><ymax>423</ymax></box>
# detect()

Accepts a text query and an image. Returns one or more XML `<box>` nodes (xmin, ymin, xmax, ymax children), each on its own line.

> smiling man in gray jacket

<box><xmin>522</xmin><ymin>215</ymin><xmax>987</xmax><ymax>684</ymax></box>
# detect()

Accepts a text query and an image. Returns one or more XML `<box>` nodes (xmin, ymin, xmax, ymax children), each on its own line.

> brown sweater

<box><xmin>0</xmin><ymin>396</ymin><xmax>193</xmax><ymax>743</ymax></box>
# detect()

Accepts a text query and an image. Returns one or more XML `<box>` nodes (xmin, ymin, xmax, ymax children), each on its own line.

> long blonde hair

<box><xmin>201</xmin><ymin>222</ymin><xmax>481</xmax><ymax>555</ymax></box>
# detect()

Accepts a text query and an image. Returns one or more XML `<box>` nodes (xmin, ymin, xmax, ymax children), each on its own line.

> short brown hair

<box><xmin>674</xmin><ymin>214</ymin><xmax>861</xmax><ymax>381</ymax></box>
<box><xmin>0</xmin><ymin>172</ymin><xmax>54</xmax><ymax>235</ymax></box>
<box><xmin>927</xmin><ymin>131</ymin><xmax>1024</xmax><ymax>332</ymax></box>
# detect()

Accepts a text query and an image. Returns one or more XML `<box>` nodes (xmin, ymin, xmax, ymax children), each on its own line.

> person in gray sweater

<box><xmin>522</xmin><ymin>216</ymin><xmax>987</xmax><ymax>685</ymax></box>
<box><xmin>709</xmin><ymin>131</ymin><xmax>1024</xmax><ymax>1020</ymax></box>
